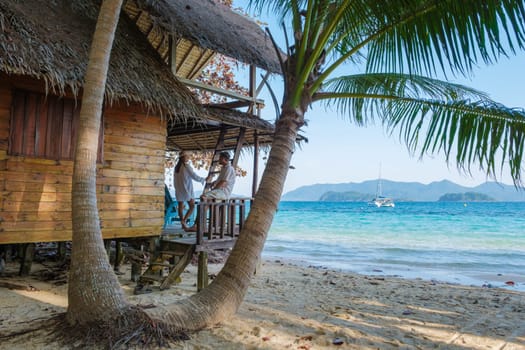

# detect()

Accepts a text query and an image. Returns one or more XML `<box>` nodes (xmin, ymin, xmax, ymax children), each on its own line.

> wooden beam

<box><xmin>169</xmin><ymin>36</ymin><xmax>177</xmax><ymax>75</ymax></box>
<box><xmin>167</xmin><ymin>125</ymin><xmax>224</xmax><ymax>137</ymax></box>
<box><xmin>207</xmin><ymin>101</ymin><xmax>252</xmax><ymax>109</ymax></box>
<box><xmin>178</xmin><ymin>77</ymin><xmax>264</xmax><ymax>105</ymax></box>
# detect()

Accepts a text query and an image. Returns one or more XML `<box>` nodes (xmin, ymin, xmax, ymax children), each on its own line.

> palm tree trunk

<box><xmin>67</xmin><ymin>0</ymin><xmax>127</xmax><ymax>325</ymax></box>
<box><xmin>64</xmin><ymin>0</ymin><xmax>302</xmax><ymax>332</ymax></box>
<box><xmin>146</xmin><ymin>110</ymin><xmax>303</xmax><ymax>329</ymax></box>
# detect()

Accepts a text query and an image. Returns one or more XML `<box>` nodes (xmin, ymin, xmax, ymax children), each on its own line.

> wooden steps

<box><xmin>134</xmin><ymin>239</ymin><xmax>195</xmax><ymax>294</ymax></box>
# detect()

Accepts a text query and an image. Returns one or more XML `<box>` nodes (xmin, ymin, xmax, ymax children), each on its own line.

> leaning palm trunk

<box><xmin>65</xmin><ymin>0</ymin><xmax>303</xmax><ymax>334</ymax></box>
<box><xmin>145</xmin><ymin>112</ymin><xmax>303</xmax><ymax>328</ymax></box>
<box><xmin>67</xmin><ymin>0</ymin><xmax>128</xmax><ymax>325</ymax></box>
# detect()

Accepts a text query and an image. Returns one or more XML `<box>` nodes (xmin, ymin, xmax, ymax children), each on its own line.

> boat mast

<box><xmin>376</xmin><ymin>163</ymin><xmax>383</xmax><ymax>197</ymax></box>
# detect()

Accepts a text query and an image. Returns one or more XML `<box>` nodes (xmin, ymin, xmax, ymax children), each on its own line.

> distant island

<box><xmin>438</xmin><ymin>192</ymin><xmax>495</xmax><ymax>202</ymax></box>
<box><xmin>319</xmin><ymin>191</ymin><xmax>372</xmax><ymax>202</ymax></box>
<box><xmin>282</xmin><ymin>180</ymin><xmax>525</xmax><ymax>202</ymax></box>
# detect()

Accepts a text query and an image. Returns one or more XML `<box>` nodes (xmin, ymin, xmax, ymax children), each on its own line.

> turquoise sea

<box><xmin>262</xmin><ymin>201</ymin><xmax>525</xmax><ymax>291</ymax></box>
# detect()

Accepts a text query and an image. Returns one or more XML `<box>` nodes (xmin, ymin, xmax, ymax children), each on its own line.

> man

<box><xmin>184</xmin><ymin>151</ymin><xmax>236</xmax><ymax>232</ymax></box>
<box><xmin>202</xmin><ymin>151</ymin><xmax>236</xmax><ymax>200</ymax></box>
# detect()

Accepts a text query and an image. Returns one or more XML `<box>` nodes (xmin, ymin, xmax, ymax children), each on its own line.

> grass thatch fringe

<box><xmin>0</xmin><ymin>0</ymin><xmax>199</xmax><ymax>122</ymax></box>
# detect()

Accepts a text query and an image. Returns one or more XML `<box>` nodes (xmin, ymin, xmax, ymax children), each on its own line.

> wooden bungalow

<box><xmin>0</xmin><ymin>0</ymin><xmax>281</xmax><ymax>276</ymax></box>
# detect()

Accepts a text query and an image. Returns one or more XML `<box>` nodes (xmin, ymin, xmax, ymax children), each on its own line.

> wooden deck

<box><xmin>135</xmin><ymin>197</ymin><xmax>250</xmax><ymax>292</ymax></box>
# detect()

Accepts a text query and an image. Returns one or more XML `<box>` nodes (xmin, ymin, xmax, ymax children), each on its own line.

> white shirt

<box><xmin>215</xmin><ymin>162</ymin><xmax>236</xmax><ymax>198</ymax></box>
<box><xmin>174</xmin><ymin>163</ymin><xmax>205</xmax><ymax>202</ymax></box>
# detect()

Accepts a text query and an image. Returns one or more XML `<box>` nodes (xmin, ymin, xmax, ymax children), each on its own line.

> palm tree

<box><xmin>65</xmin><ymin>0</ymin><xmax>525</xmax><ymax>346</ymax></box>
<box><xmin>67</xmin><ymin>0</ymin><xmax>129</xmax><ymax>325</ymax></box>
<box><xmin>182</xmin><ymin>0</ymin><xmax>525</xmax><ymax>327</ymax></box>
<box><xmin>150</xmin><ymin>0</ymin><xmax>525</xmax><ymax>332</ymax></box>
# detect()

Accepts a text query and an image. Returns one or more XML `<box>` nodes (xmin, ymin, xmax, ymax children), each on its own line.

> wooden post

<box><xmin>19</xmin><ymin>243</ymin><xmax>35</xmax><ymax>276</ymax></box>
<box><xmin>169</xmin><ymin>36</ymin><xmax>177</xmax><ymax>75</ymax></box>
<box><xmin>114</xmin><ymin>240</ymin><xmax>123</xmax><ymax>274</ymax></box>
<box><xmin>57</xmin><ymin>241</ymin><xmax>67</xmax><ymax>262</ymax></box>
<box><xmin>219</xmin><ymin>201</ymin><xmax>226</xmax><ymax>238</ymax></box>
<box><xmin>252</xmin><ymin>132</ymin><xmax>259</xmax><ymax>197</ymax></box>
<box><xmin>247</xmin><ymin>64</ymin><xmax>257</xmax><ymax>114</ymax></box>
<box><xmin>229</xmin><ymin>199</ymin><xmax>236</xmax><ymax>237</ymax></box>
<box><xmin>131</xmin><ymin>262</ymin><xmax>142</xmax><ymax>282</ymax></box>
<box><xmin>197</xmin><ymin>201</ymin><xmax>204</xmax><ymax>245</ymax></box>
<box><xmin>197</xmin><ymin>251</ymin><xmax>208</xmax><ymax>291</ymax></box>
<box><xmin>249</xmin><ymin>63</ymin><xmax>259</xmax><ymax>197</ymax></box>
<box><xmin>208</xmin><ymin>199</ymin><xmax>216</xmax><ymax>240</ymax></box>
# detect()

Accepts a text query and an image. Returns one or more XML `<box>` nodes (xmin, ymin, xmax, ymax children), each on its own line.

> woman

<box><xmin>173</xmin><ymin>151</ymin><xmax>205</xmax><ymax>229</ymax></box>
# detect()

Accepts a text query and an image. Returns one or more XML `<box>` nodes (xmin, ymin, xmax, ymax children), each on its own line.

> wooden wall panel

<box><xmin>104</xmin><ymin>134</ymin><xmax>165</xmax><ymax>149</ymax></box>
<box><xmin>0</xmin><ymin>111</ymin><xmax>10</xmax><ymax>140</ymax></box>
<box><xmin>9</xmin><ymin>92</ymin><xmax>24</xmax><ymax>155</ymax></box>
<box><xmin>104</xmin><ymin>151</ymin><xmax>165</xmax><ymax>165</ymax></box>
<box><xmin>23</xmin><ymin>93</ymin><xmax>38</xmax><ymax>156</ymax></box>
<box><xmin>0</xmin><ymin>77</ymin><xmax>168</xmax><ymax>244</ymax></box>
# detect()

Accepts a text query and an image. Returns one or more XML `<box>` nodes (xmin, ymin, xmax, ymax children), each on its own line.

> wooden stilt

<box><xmin>57</xmin><ymin>242</ymin><xmax>67</xmax><ymax>262</ymax></box>
<box><xmin>197</xmin><ymin>251</ymin><xmax>208</xmax><ymax>291</ymax></box>
<box><xmin>114</xmin><ymin>240</ymin><xmax>123</xmax><ymax>273</ymax></box>
<box><xmin>19</xmin><ymin>243</ymin><xmax>35</xmax><ymax>276</ymax></box>
<box><xmin>104</xmin><ymin>239</ymin><xmax>111</xmax><ymax>258</ymax></box>
<box><xmin>131</xmin><ymin>262</ymin><xmax>142</xmax><ymax>282</ymax></box>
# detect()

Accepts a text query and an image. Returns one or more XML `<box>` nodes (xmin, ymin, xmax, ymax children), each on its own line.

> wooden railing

<box><xmin>195</xmin><ymin>197</ymin><xmax>250</xmax><ymax>246</ymax></box>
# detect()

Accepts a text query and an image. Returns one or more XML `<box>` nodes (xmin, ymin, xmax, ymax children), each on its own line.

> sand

<box><xmin>1</xmin><ymin>259</ymin><xmax>524</xmax><ymax>349</ymax></box>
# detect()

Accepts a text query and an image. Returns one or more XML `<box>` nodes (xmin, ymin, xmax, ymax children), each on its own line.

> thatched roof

<box><xmin>0</xmin><ymin>0</ymin><xmax>199</xmax><ymax>119</ymax></box>
<box><xmin>0</xmin><ymin>0</ymin><xmax>280</xmax><ymax>150</ymax></box>
<box><xmin>128</xmin><ymin>0</ymin><xmax>281</xmax><ymax>75</ymax></box>
<box><xmin>167</xmin><ymin>107</ymin><xmax>275</xmax><ymax>151</ymax></box>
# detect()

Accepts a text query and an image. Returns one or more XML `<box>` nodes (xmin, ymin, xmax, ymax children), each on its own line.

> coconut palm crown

<box><xmin>249</xmin><ymin>0</ymin><xmax>525</xmax><ymax>183</ymax></box>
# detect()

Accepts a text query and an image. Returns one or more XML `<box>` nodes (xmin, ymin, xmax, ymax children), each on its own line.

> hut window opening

<box><xmin>9</xmin><ymin>90</ymin><xmax>103</xmax><ymax>161</ymax></box>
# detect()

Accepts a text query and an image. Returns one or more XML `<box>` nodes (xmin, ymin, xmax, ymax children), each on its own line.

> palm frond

<box><xmin>411</xmin><ymin>100</ymin><xmax>525</xmax><ymax>184</ymax></box>
<box><xmin>363</xmin><ymin>0</ymin><xmax>525</xmax><ymax>76</ymax></box>
<box><xmin>318</xmin><ymin>73</ymin><xmax>490</xmax><ymax>122</ymax></box>
<box><xmin>291</xmin><ymin>1</ymin><xmax>353</xmax><ymax>104</ymax></box>
<box><xmin>247</xmin><ymin>0</ymin><xmax>525</xmax><ymax>184</ymax></box>
<box><xmin>261</xmin><ymin>74</ymin><xmax>282</xmax><ymax>121</ymax></box>
<box><xmin>317</xmin><ymin>73</ymin><xmax>525</xmax><ymax>184</ymax></box>
<box><xmin>247</xmin><ymin>0</ymin><xmax>307</xmax><ymax>21</ymax></box>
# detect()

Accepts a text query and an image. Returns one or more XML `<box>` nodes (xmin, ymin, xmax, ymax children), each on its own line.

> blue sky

<box><xmin>227</xmin><ymin>2</ymin><xmax>525</xmax><ymax>196</ymax></box>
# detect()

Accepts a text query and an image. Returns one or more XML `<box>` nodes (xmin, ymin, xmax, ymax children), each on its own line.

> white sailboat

<box><xmin>369</xmin><ymin>165</ymin><xmax>395</xmax><ymax>208</ymax></box>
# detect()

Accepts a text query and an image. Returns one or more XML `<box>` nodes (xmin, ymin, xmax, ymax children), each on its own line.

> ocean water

<box><xmin>262</xmin><ymin>201</ymin><xmax>525</xmax><ymax>291</ymax></box>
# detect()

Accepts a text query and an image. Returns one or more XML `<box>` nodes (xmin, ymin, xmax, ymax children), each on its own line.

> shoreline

<box><xmin>262</xmin><ymin>253</ymin><xmax>525</xmax><ymax>293</ymax></box>
<box><xmin>1</xmin><ymin>259</ymin><xmax>525</xmax><ymax>349</ymax></box>
<box><xmin>265</xmin><ymin>201</ymin><xmax>525</xmax><ymax>297</ymax></box>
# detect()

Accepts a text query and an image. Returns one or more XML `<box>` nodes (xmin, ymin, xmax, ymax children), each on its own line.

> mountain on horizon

<box><xmin>281</xmin><ymin>180</ymin><xmax>525</xmax><ymax>201</ymax></box>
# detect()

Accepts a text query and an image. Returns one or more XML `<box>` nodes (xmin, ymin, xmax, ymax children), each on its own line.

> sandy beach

<box><xmin>1</xmin><ymin>259</ymin><xmax>524</xmax><ymax>349</ymax></box>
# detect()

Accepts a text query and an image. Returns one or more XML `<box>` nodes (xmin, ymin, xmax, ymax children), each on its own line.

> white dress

<box><xmin>174</xmin><ymin>163</ymin><xmax>205</xmax><ymax>202</ymax></box>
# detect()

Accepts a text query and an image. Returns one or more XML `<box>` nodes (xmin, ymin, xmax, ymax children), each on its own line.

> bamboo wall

<box><xmin>0</xmin><ymin>77</ymin><xmax>166</xmax><ymax>244</ymax></box>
